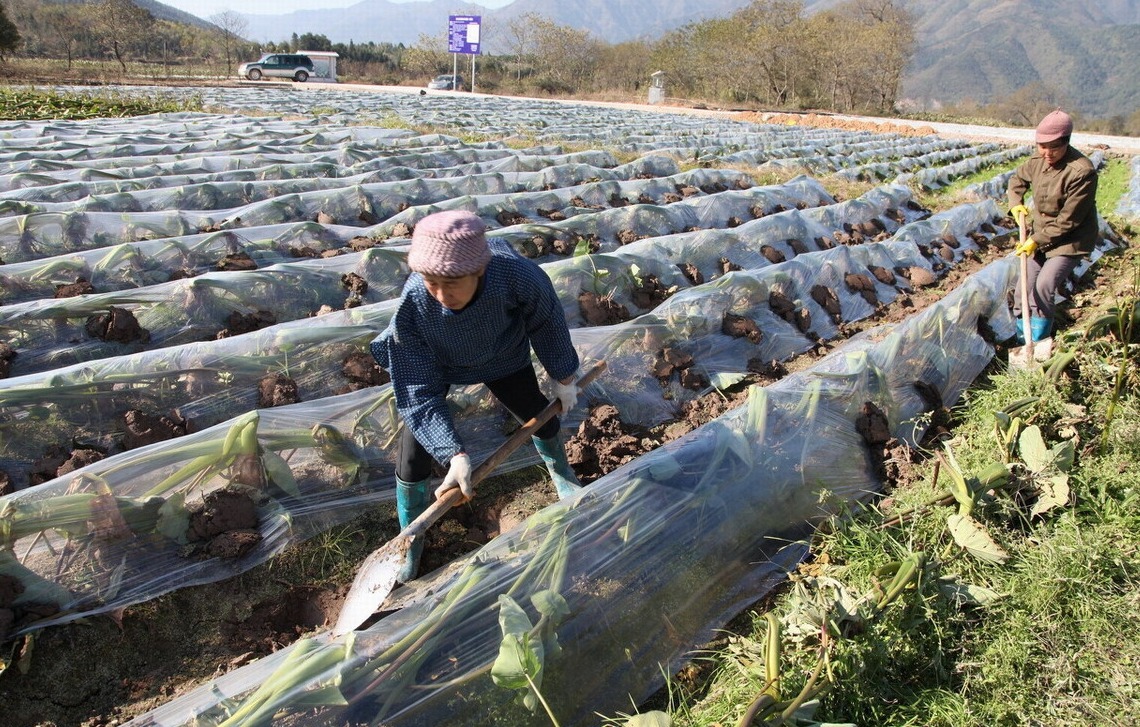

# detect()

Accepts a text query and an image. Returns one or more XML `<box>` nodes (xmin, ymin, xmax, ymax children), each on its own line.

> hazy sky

<box><xmin>163</xmin><ymin>0</ymin><xmax>514</xmax><ymax>22</ymax></box>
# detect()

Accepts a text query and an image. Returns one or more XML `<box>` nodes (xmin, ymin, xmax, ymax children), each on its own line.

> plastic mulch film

<box><xmin>763</xmin><ymin>138</ymin><xmax>982</xmax><ymax>179</ymax></box>
<box><xmin>0</xmin><ymin>222</ymin><xmax>377</xmax><ymax>305</ymax></box>
<box><xmin>711</xmin><ymin>135</ymin><xmax>968</xmax><ymax>168</ymax></box>
<box><xmin>0</xmin><ymin>175</ymin><xmax>837</xmax><ymax>378</ymax></box>
<box><xmin>0</xmin><ymin>379</ymin><xmax>609</xmax><ymax>636</ymax></box>
<box><xmin>0</xmin><ymin>154</ymin><xmax>683</xmax><ymax>303</ymax></box>
<box><xmin>0</xmin><ymin>198</ymin><xmax>1013</xmax><ymax>632</ymax></box>
<box><xmin>566</xmin><ymin>201</ymin><xmax>1012</xmax><ymax>429</ymax></box>
<box><xmin>0</xmin><ymin>246</ymin><xmax>410</xmax><ymax>376</ymax></box>
<box><xmin>129</xmin><ymin>256</ymin><xmax>1012</xmax><ymax>727</ymax></box>
<box><xmin>0</xmin><ymin>183</ymin><xmax>914</xmax><ymax>483</ymax></box>
<box><xmin>368</xmin><ymin>167</ymin><xmax>760</xmax><ymax>240</ymax></box>
<box><xmin>542</xmin><ymin>183</ymin><xmax>923</xmax><ymax>325</ymax></box>
<box><xmin>0</xmin><ymin>163</ymin><xmax>725</xmax><ymax>264</ymax></box>
<box><xmin>0</xmin><ymin>302</ymin><xmax>401</xmax><ymax>487</ymax></box>
<box><xmin>0</xmin><ymin>150</ymin><xmax>651</xmax><ymax>216</ymax></box>
<box><xmin>0</xmin><ymin>186</ymin><xmax>975</xmax><ymax>488</ymax></box>
<box><xmin>1117</xmin><ymin>155</ymin><xmax>1140</xmax><ymax>222</ymax></box>
<box><xmin>0</xmin><ymin>142</ymin><xmax>621</xmax><ymax>197</ymax></box>
<box><xmin>961</xmin><ymin>168</ymin><xmax>1018</xmax><ymax>202</ymax></box>
<box><xmin>458</xmin><ymin>174</ymin><xmax>837</xmax><ymax>264</ymax></box>
<box><xmin>896</xmin><ymin>145</ymin><xmax>1031</xmax><ymax>190</ymax></box>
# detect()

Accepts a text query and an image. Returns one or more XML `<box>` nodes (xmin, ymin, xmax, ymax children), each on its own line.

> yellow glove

<box><xmin>1015</xmin><ymin>236</ymin><xmax>1037</xmax><ymax>256</ymax></box>
<box><xmin>1009</xmin><ymin>204</ymin><xmax>1030</xmax><ymax>227</ymax></box>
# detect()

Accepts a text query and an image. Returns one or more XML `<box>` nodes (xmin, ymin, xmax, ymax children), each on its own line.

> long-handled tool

<box><xmin>1009</xmin><ymin>216</ymin><xmax>1051</xmax><ymax>368</ymax></box>
<box><xmin>331</xmin><ymin>360</ymin><xmax>607</xmax><ymax>637</ymax></box>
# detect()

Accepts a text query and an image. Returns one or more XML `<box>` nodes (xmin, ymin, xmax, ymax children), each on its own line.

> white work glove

<box><xmin>552</xmin><ymin>375</ymin><xmax>579</xmax><ymax>413</ymax></box>
<box><xmin>435</xmin><ymin>452</ymin><xmax>474</xmax><ymax>502</ymax></box>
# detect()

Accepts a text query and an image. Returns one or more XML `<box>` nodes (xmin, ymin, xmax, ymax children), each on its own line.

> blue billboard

<box><xmin>448</xmin><ymin>15</ymin><xmax>482</xmax><ymax>55</ymax></box>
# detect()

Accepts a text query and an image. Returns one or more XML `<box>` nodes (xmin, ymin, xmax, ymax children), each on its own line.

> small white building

<box><xmin>648</xmin><ymin>70</ymin><xmax>666</xmax><ymax>104</ymax></box>
<box><xmin>299</xmin><ymin>50</ymin><xmax>340</xmax><ymax>82</ymax></box>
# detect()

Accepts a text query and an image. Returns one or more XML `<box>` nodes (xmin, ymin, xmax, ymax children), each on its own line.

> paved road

<box><xmin>822</xmin><ymin>112</ymin><xmax>1140</xmax><ymax>156</ymax></box>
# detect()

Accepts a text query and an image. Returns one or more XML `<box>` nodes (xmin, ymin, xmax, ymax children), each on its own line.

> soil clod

<box><xmin>85</xmin><ymin>307</ymin><xmax>150</xmax><ymax>344</ymax></box>
<box><xmin>258</xmin><ymin>373</ymin><xmax>301</xmax><ymax>407</ymax></box>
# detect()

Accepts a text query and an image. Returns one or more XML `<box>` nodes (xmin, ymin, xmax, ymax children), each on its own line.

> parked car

<box><xmin>427</xmin><ymin>74</ymin><xmax>464</xmax><ymax>91</ymax></box>
<box><xmin>238</xmin><ymin>54</ymin><xmax>315</xmax><ymax>82</ymax></box>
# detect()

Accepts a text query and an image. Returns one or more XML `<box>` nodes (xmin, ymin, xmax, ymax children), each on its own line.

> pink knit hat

<box><xmin>408</xmin><ymin>211</ymin><xmax>491</xmax><ymax>277</ymax></box>
<box><xmin>1035</xmin><ymin>109</ymin><xmax>1073</xmax><ymax>144</ymax></box>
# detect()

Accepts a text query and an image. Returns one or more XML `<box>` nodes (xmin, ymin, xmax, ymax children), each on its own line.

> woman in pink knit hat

<box><xmin>370</xmin><ymin>210</ymin><xmax>583</xmax><ymax>582</ymax></box>
<box><xmin>1007</xmin><ymin>109</ymin><xmax>1098</xmax><ymax>343</ymax></box>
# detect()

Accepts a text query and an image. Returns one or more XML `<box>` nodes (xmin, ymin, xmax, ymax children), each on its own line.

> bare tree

<box><xmin>527</xmin><ymin>15</ymin><xmax>602</xmax><ymax>94</ymax></box>
<box><xmin>92</xmin><ymin>0</ymin><xmax>153</xmax><ymax>73</ymax></box>
<box><xmin>210</xmin><ymin>10</ymin><xmax>249</xmax><ymax>77</ymax></box>
<box><xmin>738</xmin><ymin>0</ymin><xmax>809</xmax><ymax>107</ymax></box>
<box><xmin>833</xmin><ymin>0</ymin><xmax>917</xmax><ymax>112</ymax></box>
<box><xmin>504</xmin><ymin>12</ymin><xmax>542</xmax><ymax>83</ymax></box>
<box><xmin>41</xmin><ymin>4</ymin><xmax>85</xmax><ymax>69</ymax></box>
<box><xmin>591</xmin><ymin>40</ymin><xmax>653</xmax><ymax>96</ymax></box>
<box><xmin>0</xmin><ymin>0</ymin><xmax>19</xmax><ymax>61</ymax></box>
<box><xmin>402</xmin><ymin>32</ymin><xmax>449</xmax><ymax>81</ymax></box>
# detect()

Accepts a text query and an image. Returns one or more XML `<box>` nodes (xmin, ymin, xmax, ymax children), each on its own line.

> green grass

<box><xmin>1096</xmin><ymin>157</ymin><xmax>1134</xmax><ymax>222</ymax></box>
<box><xmin>916</xmin><ymin>156</ymin><xmax>1027</xmax><ymax>211</ymax></box>
<box><xmin>0</xmin><ymin>86</ymin><xmax>203</xmax><ymax>120</ymax></box>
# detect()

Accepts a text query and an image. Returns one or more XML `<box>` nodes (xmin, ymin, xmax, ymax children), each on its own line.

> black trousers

<box><xmin>396</xmin><ymin>364</ymin><xmax>559</xmax><ymax>482</ymax></box>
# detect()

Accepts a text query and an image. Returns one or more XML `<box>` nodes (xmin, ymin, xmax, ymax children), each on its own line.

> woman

<box><xmin>370</xmin><ymin>210</ymin><xmax>583</xmax><ymax>582</ymax></box>
<box><xmin>1007</xmin><ymin>109</ymin><xmax>1098</xmax><ymax>342</ymax></box>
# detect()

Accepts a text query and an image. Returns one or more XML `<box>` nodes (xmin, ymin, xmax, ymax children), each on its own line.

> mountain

<box><xmin>238</xmin><ymin>0</ymin><xmax>753</xmax><ymax>48</ymax></box>
<box><xmin>227</xmin><ymin>0</ymin><xmax>1140</xmax><ymax>120</ymax></box>
<box><xmin>899</xmin><ymin>0</ymin><xmax>1140</xmax><ymax>119</ymax></box>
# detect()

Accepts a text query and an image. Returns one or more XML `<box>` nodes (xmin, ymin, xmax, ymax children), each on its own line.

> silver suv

<box><xmin>427</xmin><ymin>74</ymin><xmax>464</xmax><ymax>91</ymax></box>
<box><xmin>238</xmin><ymin>54</ymin><xmax>315</xmax><ymax>82</ymax></box>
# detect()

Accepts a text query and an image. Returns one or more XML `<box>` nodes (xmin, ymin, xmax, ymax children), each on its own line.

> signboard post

<box><xmin>447</xmin><ymin>14</ymin><xmax>481</xmax><ymax>93</ymax></box>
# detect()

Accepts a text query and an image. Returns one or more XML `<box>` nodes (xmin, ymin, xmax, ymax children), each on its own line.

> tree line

<box><xmin>0</xmin><ymin>0</ymin><xmax>407</xmax><ymax>77</ymax></box>
<box><xmin>0</xmin><ymin>0</ymin><xmax>915</xmax><ymax>116</ymax></box>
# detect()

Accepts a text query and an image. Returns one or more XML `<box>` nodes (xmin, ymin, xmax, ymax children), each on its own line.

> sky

<box><xmin>160</xmin><ymin>0</ymin><xmax>515</xmax><ymax>23</ymax></box>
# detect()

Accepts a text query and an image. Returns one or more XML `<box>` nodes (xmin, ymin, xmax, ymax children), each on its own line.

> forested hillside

<box><xmin>901</xmin><ymin>0</ymin><xmax>1140</xmax><ymax>125</ymax></box>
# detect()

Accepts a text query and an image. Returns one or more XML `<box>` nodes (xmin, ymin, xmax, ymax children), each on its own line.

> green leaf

<box><xmin>709</xmin><ymin>372</ymin><xmax>748</xmax><ymax>390</ymax></box>
<box><xmin>156</xmin><ymin>492</ymin><xmax>189</xmax><ymax>543</ymax></box>
<box><xmin>492</xmin><ymin>634</ymin><xmax>540</xmax><ymax>693</ymax></box>
<box><xmin>993</xmin><ymin>410</ymin><xmax>1011</xmax><ymax>431</ymax></box>
<box><xmin>937</xmin><ymin>576</ymin><xmax>1002</xmax><ymax>608</ymax></box>
<box><xmin>1018</xmin><ymin>425</ymin><xmax>1050</xmax><ymax>472</ymax></box>
<box><xmin>1031</xmin><ymin>474</ymin><xmax>1070</xmax><ymax>518</ymax></box>
<box><xmin>940</xmin><ymin>447</ymin><xmax>974</xmax><ymax>516</ymax></box>
<box><xmin>1051</xmin><ymin>439</ymin><xmax>1075</xmax><ymax>474</ymax></box>
<box><xmin>289</xmin><ymin>684</ymin><xmax>348</xmax><ymax>707</ymax></box>
<box><xmin>531</xmin><ymin>590</ymin><xmax>570</xmax><ymax>622</ymax></box>
<box><xmin>491</xmin><ymin>595</ymin><xmax>544</xmax><ymax>696</ymax></box>
<box><xmin>947</xmin><ymin>514</ymin><xmax>1009</xmax><ymax>564</ymax></box>
<box><xmin>624</xmin><ymin>713</ymin><xmax>673</xmax><ymax>726</ymax></box>
<box><xmin>262</xmin><ymin>451</ymin><xmax>301</xmax><ymax>498</ymax></box>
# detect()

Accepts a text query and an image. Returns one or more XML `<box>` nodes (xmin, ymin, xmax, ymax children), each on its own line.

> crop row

<box><xmin>0</xmin><ymin>88</ymin><xmax>1088</xmax><ymax>726</ymax></box>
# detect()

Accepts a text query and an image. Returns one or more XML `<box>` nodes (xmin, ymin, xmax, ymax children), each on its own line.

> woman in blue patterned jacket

<box><xmin>370</xmin><ymin>210</ymin><xmax>583</xmax><ymax>582</ymax></box>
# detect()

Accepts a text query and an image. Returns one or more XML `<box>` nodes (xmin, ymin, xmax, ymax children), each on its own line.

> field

<box><xmin>0</xmin><ymin>84</ymin><xmax>1137</xmax><ymax>727</ymax></box>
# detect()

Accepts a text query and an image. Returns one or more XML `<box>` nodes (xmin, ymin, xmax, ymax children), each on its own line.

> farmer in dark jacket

<box><xmin>1007</xmin><ymin>108</ymin><xmax>1099</xmax><ymax>342</ymax></box>
<box><xmin>370</xmin><ymin>210</ymin><xmax>583</xmax><ymax>582</ymax></box>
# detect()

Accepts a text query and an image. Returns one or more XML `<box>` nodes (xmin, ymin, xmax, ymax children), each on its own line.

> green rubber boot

<box><xmin>395</xmin><ymin>476</ymin><xmax>429</xmax><ymax>583</ymax></box>
<box><xmin>532</xmin><ymin>435</ymin><xmax>582</xmax><ymax>499</ymax></box>
<box><xmin>1030</xmin><ymin>316</ymin><xmax>1051</xmax><ymax>342</ymax></box>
